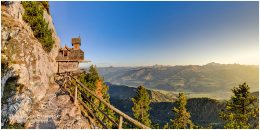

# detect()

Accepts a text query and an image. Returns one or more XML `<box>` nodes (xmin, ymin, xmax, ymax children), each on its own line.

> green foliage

<box><xmin>109</xmin><ymin>84</ymin><xmax>226</xmax><ymax>128</ymax></box>
<box><xmin>219</xmin><ymin>82</ymin><xmax>259</xmax><ymax>129</ymax></box>
<box><xmin>163</xmin><ymin>123</ymin><xmax>169</xmax><ymax>129</ymax></box>
<box><xmin>78</xmin><ymin>65</ymin><xmax>116</xmax><ymax>128</ymax></box>
<box><xmin>109</xmin><ymin>84</ymin><xmax>175</xmax><ymax>102</ymax></box>
<box><xmin>186</xmin><ymin>97</ymin><xmax>225</xmax><ymax>128</ymax></box>
<box><xmin>170</xmin><ymin>93</ymin><xmax>193</xmax><ymax>129</ymax></box>
<box><xmin>152</xmin><ymin>123</ymin><xmax>160</xmax><ymax>129</ymax></box>
<box><xmin>3</xmin><ymin>123</ymin><xmax>24</xmax><ymax>129</ymax></box>
<box><xmin>39</xmin><ymin>1</ymin><xmax>50</xmax><ymax>14</ymax></box>
<box><xmin>22</xmin><ymin>1</ymin><xmax>54</xmax><ymax>52</ymax></box>
<box><xmin>131</xmin><ymin>86</ymin><xmax>151</xmax><ymax>127</ymax></box>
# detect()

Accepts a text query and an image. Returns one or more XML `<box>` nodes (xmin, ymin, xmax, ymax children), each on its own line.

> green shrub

<box><xmin>77</xmin><ymin>65</ymin><xmax>117</xmax><ymax>128</ymax></box>
<box><xmin>3</xmin><ymin>122</ymin><xmax>25</xmax><ymax>129</ymax></box>
<box><xmin>22</xmin><ymin>1</ymin><xmax>54</xmax><ymax>52</ymax></box>
<box><xmin>40</xmin><ymin>1</ymin><xmax>50</xmax><ymax>14</ymax></box>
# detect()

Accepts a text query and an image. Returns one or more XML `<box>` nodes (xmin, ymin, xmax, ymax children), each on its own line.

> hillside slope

<box><xmin>108</xmin><ymin>83</ymin><xmax>258</xmax><ymax>128</ymax></box>
<box><xmin>110</xmin><ymin>96</ymin><xmax>225</xmax><ymax>128</ymax></box>
<box><xmin>108</xmin><ymin>83</ymin><xmax>176</xmax><ymax>102</ymax></box>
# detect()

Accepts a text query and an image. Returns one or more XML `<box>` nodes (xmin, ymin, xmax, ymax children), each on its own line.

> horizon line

<box><xmin>79</xmin><ymin>62</ymin><xmax>259</xmax><ymax>68</ymax></box>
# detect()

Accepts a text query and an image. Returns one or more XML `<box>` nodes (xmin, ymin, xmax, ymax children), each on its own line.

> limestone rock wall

<box><xmin>1</xmin><ymin>2</ymin><xmax>61</xmax><ymax>126</ymax></box>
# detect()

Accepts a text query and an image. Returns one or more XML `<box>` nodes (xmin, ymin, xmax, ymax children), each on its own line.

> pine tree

<box><xmin>78</xmin><ymin>65</ymin><xmax>116</xmax><ymax>128</ymax></box>
<box><xmin>131</xmin><ymin>86</ymin><xmax>151</xmax><ymax>127</ymax></box>
<box><xmin>171</xmin><ymin>93</ymin><xmax>193</xmax><ymax>129</ymax></box>
<box><xmin>22</xmin><ymin>1</ymin><xmax>54</xmax><ymax>52</ymax></box>
<box><xmin>219</xmin><ymin>82</ymin><xmax>259</xmax><ymax>129</ymax></box>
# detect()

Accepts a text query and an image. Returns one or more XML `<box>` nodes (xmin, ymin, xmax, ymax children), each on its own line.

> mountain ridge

<box><xmin>97</xmin><ymin>63</ymin><xmax>258</xmax><ymax>99</ymax></box>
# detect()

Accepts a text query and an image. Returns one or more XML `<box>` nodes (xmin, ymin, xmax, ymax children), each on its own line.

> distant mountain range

<box><xmin>98</xmin><ymin>63</ymin><xmax>259</xmax><ymax>99</ymax></box>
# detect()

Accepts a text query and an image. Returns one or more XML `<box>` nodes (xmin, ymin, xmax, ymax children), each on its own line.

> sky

<box><xmin>50</xmin><ymin>1</ymin><xmax>259</xmax><ymax>67</ymax></box>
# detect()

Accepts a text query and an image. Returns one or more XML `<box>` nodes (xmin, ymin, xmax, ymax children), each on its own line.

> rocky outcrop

<box><xmin>1</xmin><ymin>2</ymin><xmax>60</xmax><ymax>127</ymax></box>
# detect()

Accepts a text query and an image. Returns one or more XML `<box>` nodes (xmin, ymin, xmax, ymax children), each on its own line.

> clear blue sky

<box><xmin>50</xmin><ymin>1</ymin><xmax>259</xmax><ymax>67</ymax></box>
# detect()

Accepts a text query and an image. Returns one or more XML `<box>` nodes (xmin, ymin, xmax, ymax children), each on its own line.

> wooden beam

<box><xmin>74</xmin><ymin>85</ymin><xmax>78</xmax><ymax>105</ymax></box>
<box><xmin>56</xmin><ymin>60</ymin><xmax>85</xmax><ymax>62</ymax></box>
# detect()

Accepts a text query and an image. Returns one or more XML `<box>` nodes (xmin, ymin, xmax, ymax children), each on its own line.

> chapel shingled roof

<box><xmin>55</xmin><ymin>47</ymin><xmax>84</xmax><ymax>61</ymax></box>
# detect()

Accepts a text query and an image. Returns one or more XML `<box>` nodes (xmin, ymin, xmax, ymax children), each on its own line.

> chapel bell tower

<box><xmin>71</xmin><ymin>36</ymin><xmax>81</xmax><ymax>50</ymax></box>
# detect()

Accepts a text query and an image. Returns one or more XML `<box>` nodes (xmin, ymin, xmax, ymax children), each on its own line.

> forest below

<box><xmin>108</xmin><ymin>84</ymin><xmax>258</xmax><ymax>128</ymax></box>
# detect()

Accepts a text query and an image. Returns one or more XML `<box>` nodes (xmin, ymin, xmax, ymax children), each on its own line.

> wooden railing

<box><xmin>60</xmin><ymin>73</ymin><xmax>150</xmax><ymax>129</ymax></box>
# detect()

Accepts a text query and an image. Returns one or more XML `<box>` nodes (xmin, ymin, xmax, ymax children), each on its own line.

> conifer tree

<box><xmin>220</xmin><ymin>82</ymin><xmax>259</xmax><ymax>129</ymax></box>
<box><xmin>22</xmin><ymin>1</ymin><xmax>54</xmax><ymax>52</ymax></box>
<box><xmin>171</xmin><ymin>93</ymin><xmax>193</xmax><ymax>129</ymax></box>
<box><xmin>131</xmin><ymin>86</ymin><xmax>151</xmax><ymax>127</ymax></box>
<box><xmin>78</xmin><ymin>65</ymin><xmax>116</xmax><ymax>128</ymax></box>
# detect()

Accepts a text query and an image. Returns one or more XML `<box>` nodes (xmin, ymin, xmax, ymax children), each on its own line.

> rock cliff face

<box><xmin>1</xmin><ymin>2</ymin><xmax>61</xmax><ymax>126</ymax></box>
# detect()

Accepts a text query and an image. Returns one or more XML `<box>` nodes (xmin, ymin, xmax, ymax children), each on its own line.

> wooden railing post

<box><xmin>68</xmin><ymin>75</ymin><xmax>150</xmax><ymax>129</ymax></box>
<box><xmin>70</xmin><ymin>76</ymin><xmax>150</xmax><ymax>129</ymax></box>
<box><xmin>74</xmin><ymin>85</ymin><xmax>78</xmax><ymax>105</ymax></box>
<box><xmin>118</xmin><ymin>116</ymin><xmax>123</xmax><ymax>129</ymax></box>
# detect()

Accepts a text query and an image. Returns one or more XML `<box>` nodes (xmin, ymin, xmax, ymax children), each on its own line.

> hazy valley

<box><xmin>98</xmin><ymin>62</ymin><xmax>259</xmax><ymax>99</ymax></box>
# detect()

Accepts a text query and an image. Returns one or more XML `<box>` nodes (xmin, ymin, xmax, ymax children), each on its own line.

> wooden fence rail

<box><xmin>61</xmin><ymin>73</ymin><xmax>150</xmax><ymax>129</ymax></box>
